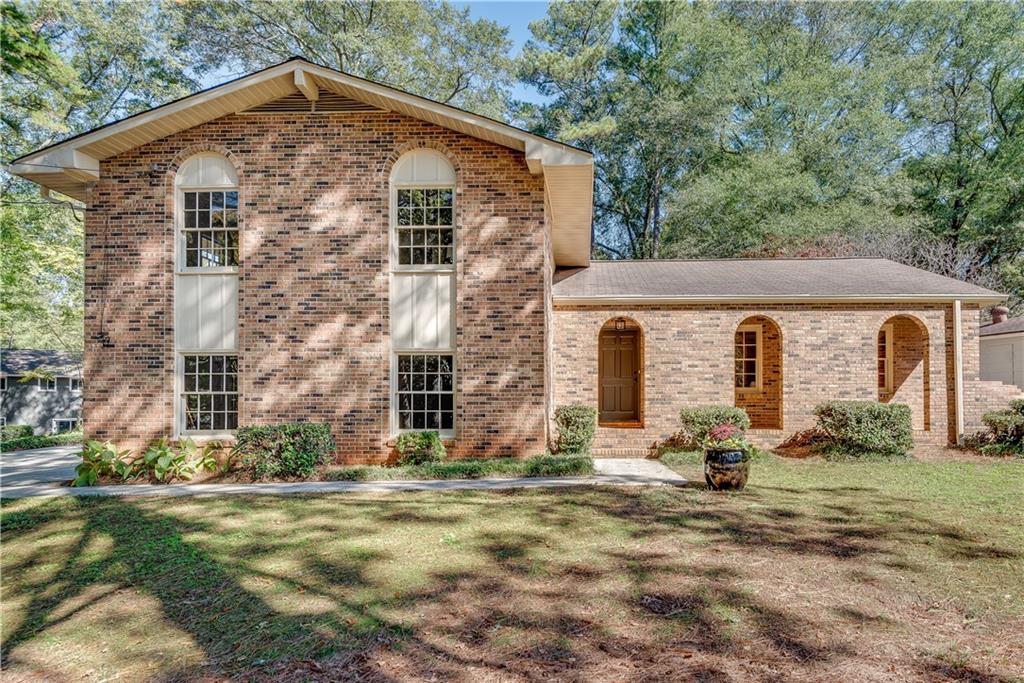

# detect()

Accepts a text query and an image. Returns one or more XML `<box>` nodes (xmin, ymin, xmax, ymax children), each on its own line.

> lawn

<box><xmin>1</xmin><ymin>455</ymin><xmax>1021</xmax><ymax>681</ymax></box>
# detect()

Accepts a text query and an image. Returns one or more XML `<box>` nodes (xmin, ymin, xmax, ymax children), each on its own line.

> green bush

<box><xmin>554</xmin><ymin>403</ymin><xmax>597</xmax><ymax>454</ymax></box>
<box><xmin>1</xmin><ymin>425</ymin><xmax>33</xmax><ymax>441</ymax></box>
<box><xmin>234</xmin><ymin>423</ymin><xmax>336</xmax><ymax>479</ymax></box>
<box><xmin>812</xmin><ymin>401</ymin><xmax>913</xmax><ymax>459</ymax></box>
<box><xmin>395</xmin><ymin>431</ymin><xmax>447</xmax><ymax>465</ymax></box>
<box><xmin>1</xmin><ymin>431</ymin><xmax>83</xmax><ymax>452</ymax></box>
<box><xmin>73</xmin><ymin>440</ymin><xmax>135</xmax><ymax>486</ymax></box>
<box><xmin>678</xmin><ymin>406</ymin><xmax>751</xmax><ymax>448</ymax></box>
<box><xmin>979</xmin><ymin>400</ymin><xmax>1024</xmax><ymax>457</ymax></box>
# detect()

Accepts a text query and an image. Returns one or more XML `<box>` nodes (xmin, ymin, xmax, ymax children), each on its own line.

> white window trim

<box><xmin>0</xmin><ymin>376</ymin><xmax>6</xmax><ymax>391</ymax></box>
<box><xmin>52</xmin><ymin>417</ymin><xmax>80</xmax><ymax>433</ymax></box>
<box><xmin>389</xmin><ymin>157</ymin><xmax>457</xmax><ymax>438</ymax></box>
<box><xmin>735</xmin><ymin>324</ymin><xmax>763</xmax><ymax>393</ymax></box>
<box><xmin>69</xmin><ymin>377</ymin><xmax>82</xmax><ymax>392</ymax></box>
<box><xmin>37</xmin><ymin>377</ymin><xmax>57</xmax><ymax>392</ymax></box>
<box><xmin>390</xmin><ymin>349</ymin><xmax>456</xmax><ymax>439</ymax></box>
<box><xmin>176</xmin><ymin>184</ymin><xmax>241</xmax><ymax>275</ymax></box>
<box><xmin>173</xmin><ymin>159</ymin><xmax>240</xmax><ymax>438</ymax></box>
<box><xmin>879</xmin><ymin>323</ymin><xmax>894</xmax><ymax>393</ymax></box>
<box><xmin>175</xmin><ymin>350</ymin><xmax>239</xmax><ymax>439</ymax></box>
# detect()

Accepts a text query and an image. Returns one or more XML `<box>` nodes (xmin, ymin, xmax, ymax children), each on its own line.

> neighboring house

<box><xmin>8</xmin><ymin>58</ymin><xmax>1019</xmax><ymax>461</ymax></box>
<box><xmin>980</xmin><ymin>307</ymin><xmax>1024</xmax><ymax>391</ymax></box>
<box><xmin>1</xmin><ymin>349</ymin><xmax>83</xmax><ymax>435</ymax></box>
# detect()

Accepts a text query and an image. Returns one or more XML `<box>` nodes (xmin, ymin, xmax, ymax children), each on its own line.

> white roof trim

<box><xmin>553</xmin><ymin>294</ymin><xmax>1007</xmax><ymax>306</ymax></box>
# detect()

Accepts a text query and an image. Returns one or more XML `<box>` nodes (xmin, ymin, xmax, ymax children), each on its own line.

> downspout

<box><xmin>953</xmin><ymin>299</ymin><xmax>965</xmax><ymax>445</ymax></box>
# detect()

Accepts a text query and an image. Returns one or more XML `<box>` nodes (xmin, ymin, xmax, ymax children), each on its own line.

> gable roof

<box><xmin>1</xmin><ymin>349</ymin><xmax>82</xmax><ymax>376</ymax></box>
<box><xmin>552</xmin><ymin>258</ymin><xmax>1005</xmax><ymax>304</ymax></box>
<box><xmin>8</xmin><ymin>57</ymin><xmax>594</xmax><ymax>267</ymax></box>
<box><xmin>980</xmin><ymin>317</ymin><xmax>1024</xmax><ymax>337</ymax></box>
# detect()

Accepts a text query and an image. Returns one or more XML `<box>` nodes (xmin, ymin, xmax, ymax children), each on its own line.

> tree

<box><xmin>2</xmin><ymin>0</ymin><xmax>196</xmax><ymax>350</ymax></box>
<box><xmin>173</xmin><ymin>0</ymin><xmax>515</xmax><ymax>119</ymax></box>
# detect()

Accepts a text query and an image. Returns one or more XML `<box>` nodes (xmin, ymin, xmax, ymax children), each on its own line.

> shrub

<box><xmin>553</xmin><ymin>403</ymin><xmax>597</xmax><ymax>454</ymax></box>
<box><xmin>2</xmin><ymin>431</ymin><xmax>83</xmax><ymax>453</ymax></box>
<box><xmin>325</xmin><ymin>454</ymin><xmax>594</xmax><ymax>481</ymax></box>
<box><xmin>678</xmin><ymin>406</ymin><xmax>751</xmax><ymax>448</ymax></box>
<box><xmin>812</xmin><ymin>401</ymin><xmax>913</xmax><ymax>459</ymax></box>
<box><xmin>234</xmin><ymin>423</ymin><xmax>335</xmax><ymax>479</ymax></box>
<box><xmin>395</xmin><ymin>431</ymin><xmax>447</xmax><ymax>465</ymax></box>
<box><xmin>979</xmin><ymin>400</ymin><xmax>1024</xmax><ymax>457</ymax></box>
<box><xmin>1</xmin><ymin>425</ymin><xmax>33</xmax><ymax>441</ymax></box>
<box><xmin>74</xmin><ymin>441</ymin><xmax>134</xmax><ymax>487</ymax></box>
<box><xmin>524</xmin><ymin>454</ymin><xmax>594</xmax><ymax>477</ymax></box>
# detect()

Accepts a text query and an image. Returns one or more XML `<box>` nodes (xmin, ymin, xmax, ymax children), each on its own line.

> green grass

<box><xmin>1</xmin><ymin>431</ymin><xmax>82</xmax><ymax>452</ymax></box>
<box><xmin>2</xmin><ymin>456</ymin><xmax>1021</xmax><ymax>680</ymax></box>
<box><xmin>324</xmin><ymin>455</ymin><xmax>594</xmax><ymax>481</ymax></box>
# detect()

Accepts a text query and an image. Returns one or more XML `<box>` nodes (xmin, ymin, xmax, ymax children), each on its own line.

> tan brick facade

<box><xmin>85</xmin><ymin>111</ymin><xmax>547</xmax><ymax>462</ymax></box>
<box><xmin>550</xmin><ymin>304</ymin><xmax>973</xmax><ymax>454</ymax></box>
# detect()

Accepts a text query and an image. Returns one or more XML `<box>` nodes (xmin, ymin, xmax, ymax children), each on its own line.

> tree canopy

<box><xmin>2</xmin><ymin>0</ymin><xmax>1023</xmax><ymax>352</ymax></box>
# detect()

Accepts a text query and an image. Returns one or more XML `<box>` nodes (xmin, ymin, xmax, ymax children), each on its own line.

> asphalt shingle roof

<box><xmin>1</xmin><ymin>349</ymin><xmax>82</xmax><ymax>376</ymax></box>
<box><xmin>980</xmin><ymin>317</ymin><xmax>1024</xmax><ymax>337</ymax></box>
<box><xmin>552</xmin><ymin>258</ymin><xmax>1004</xmax><ymax>302</ymax></box>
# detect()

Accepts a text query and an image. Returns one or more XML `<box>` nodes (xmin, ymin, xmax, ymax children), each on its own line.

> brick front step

<box><xmin>591</xmin><ymin>448</ymin><xmax>652</xmax><ymax>459</ymax></box>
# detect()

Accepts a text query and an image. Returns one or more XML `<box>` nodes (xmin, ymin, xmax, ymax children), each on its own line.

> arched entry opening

<box><xmin>598</xmin><ymin>317</ymin><xmax>643</xmax><ymax>426</ymax></box>
<box><xmin>878</xmin><ymin>315</ymin><xmax>930</xmax><ymax>430</ymax></box>
<box><xmin>734</xmin><ymin>316</ymin><xmax>783</xmax><ymax>430</ymax></box>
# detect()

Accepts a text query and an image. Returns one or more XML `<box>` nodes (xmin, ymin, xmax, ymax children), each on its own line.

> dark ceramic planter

<box><xmin>704</xmin><ymin>448</ymin><xmax>750</xmax><ymax>491</ymax></box>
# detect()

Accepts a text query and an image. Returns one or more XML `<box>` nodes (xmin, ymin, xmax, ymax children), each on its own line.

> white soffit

<box><xmin>8</xmin><ymin>58</ymin><xmax>593</xmax><ymax>266</ymax></box>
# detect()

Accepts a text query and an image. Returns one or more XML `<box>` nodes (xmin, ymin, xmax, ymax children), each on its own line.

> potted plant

<box><xmin>702</xmin><ymin>423</ymin><xmax>751</xmax><ymax>491</ymax></box>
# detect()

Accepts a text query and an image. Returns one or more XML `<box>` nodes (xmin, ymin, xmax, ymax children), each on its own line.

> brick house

<box><xmin>10</xmin><ymin>58</ymin><xmax>1018</xmax><ymax>462</ymax></box>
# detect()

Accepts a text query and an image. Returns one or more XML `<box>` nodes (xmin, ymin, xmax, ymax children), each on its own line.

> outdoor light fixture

<box><xmin>616</xmin><ymin>319</ymin><xmax>625</xmax><ymax>330</ymax></box>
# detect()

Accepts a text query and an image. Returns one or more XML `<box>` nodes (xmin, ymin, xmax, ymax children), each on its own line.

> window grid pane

<box><xmin>184</xmin><ymin>191</ymin><xmax>239</xmax><ymax>267</ymax></box>
<box><xmin>397</xmin><ymin>353</ymin><xmax>454</xmax><ymax>431</ymax></box>
<box><xmin>182</xmin><ymin>354</ymin><xmax>238</xmax><ymax>431</ymax></box>
<box><xmin>396</xmin><ymin>187</ymin><xmax>454</xmax><ymax>266</ymax></box>
<box><xmin>877</xmin><ymin>329</ymin><xmax>889</xmax><ymax>389</ymax></box>
<box><xmin>734</xmin><ymin>330</ymin><xmax>758</xmax><ymax>389</ymax></box>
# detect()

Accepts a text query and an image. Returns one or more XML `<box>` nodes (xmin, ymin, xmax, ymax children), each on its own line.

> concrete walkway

<box><xmin>0</xmin><ymin>444</ymin><xmax>81</xmax><ymax>487</ymax></box>
<box><xmin>0</xmin><ymin>457</ymin><xmax>685</xmax><ymax>499</ymax></box>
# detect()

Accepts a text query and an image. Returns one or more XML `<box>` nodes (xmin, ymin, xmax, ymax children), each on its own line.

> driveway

<box><xmin>1</xmin><ymin>445</ymin><xmax>81</xmax><ymax>488</ymax></box>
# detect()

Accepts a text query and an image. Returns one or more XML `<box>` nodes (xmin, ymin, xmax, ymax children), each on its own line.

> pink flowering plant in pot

<box><xmin>701</xmin><ymin>421</ymin><xmax>752</xmax><ymax>491</ymax></box>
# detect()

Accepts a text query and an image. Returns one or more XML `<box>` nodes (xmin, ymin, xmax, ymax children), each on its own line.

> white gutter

<box><xmin>553</xmin><ymin>294</ymin><xmax>1006</xmax><ymax>306</ymax></box>
<box><xmin>953</xmin><ymin>299</ymin><xmax>965</xmax><ymax>445</ymax></box>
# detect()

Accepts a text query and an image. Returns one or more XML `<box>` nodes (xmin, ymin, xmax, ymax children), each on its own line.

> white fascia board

<box><xmin>552</xmin><ymin>294</ymin><xmax>1007</xmax><ymax>306</ymax></box>
<box><xmin>11</xmin><ymin>61</ymin><xmax>300</xmax><ymax>167</ymax></box>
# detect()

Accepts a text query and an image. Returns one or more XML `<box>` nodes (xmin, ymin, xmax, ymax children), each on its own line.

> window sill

<box><xmin>176</xmin><ymin>268</ymin><xmax>239</xmax><ymax>275</ymax></box>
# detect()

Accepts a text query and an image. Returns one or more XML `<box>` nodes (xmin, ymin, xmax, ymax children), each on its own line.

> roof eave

<box><xmin>552</xmin><ymin>294</ymin><xmax>1007</xmax><ymax>306</ymax></box>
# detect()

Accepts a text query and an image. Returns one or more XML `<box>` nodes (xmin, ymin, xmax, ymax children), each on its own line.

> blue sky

<box><xmin>455</xmin><ymin>0</ymin><xmax>550</xmax><ymax>102</ymax></box>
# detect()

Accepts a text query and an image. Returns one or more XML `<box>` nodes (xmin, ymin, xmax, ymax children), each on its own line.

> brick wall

<box><xmin>85</xmin><ymin>111</ymin><xmax>547</xmax><ymax>462</ymax></box>
<box><xmin>551</xmin><ymin>304</ymin><xmax>958</xmax><ymax>453</ymax></box>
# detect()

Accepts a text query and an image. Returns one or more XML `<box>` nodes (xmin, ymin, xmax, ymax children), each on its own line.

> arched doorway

<box><xmin>878</xmin><ymin>315</ymin><xmax>930</xmax><ymax>430</ymax></box>
<box><xmin>734</xmin><ymin>316</ymin><xmax>783</xmax><ymax>430</ymax></box>
<box><xmin>598</xmin><ymin>317</ymin><xmax>643</xmax><ymax>426</ymax></box>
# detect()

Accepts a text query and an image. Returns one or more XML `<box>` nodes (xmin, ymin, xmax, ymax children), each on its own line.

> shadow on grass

<box><xmin>1</xmin><ymin>479</ymin><xmax>1019</xmax><ymax>680</ymax></box>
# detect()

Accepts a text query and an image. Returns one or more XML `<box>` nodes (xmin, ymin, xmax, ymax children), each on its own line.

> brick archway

<box><xmin>878</xmin><ymin>315</ymin><xmax>930</xmax><ymax>431</ymax></box>
<box><xmin>734</xmin><ymin>315</ymin><xmax>783</xmax><ymax>430</ymax></box>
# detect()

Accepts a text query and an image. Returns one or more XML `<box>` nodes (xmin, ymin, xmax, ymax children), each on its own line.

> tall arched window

<box><xmin>389</xmin><ymin>150</ymin><xmax>456</xmax><ymax>434</ymax></box>
<box><xmin>174</xmin><ymin>154</ymin><xmax>240</xmax><ymax>436</ymax></box>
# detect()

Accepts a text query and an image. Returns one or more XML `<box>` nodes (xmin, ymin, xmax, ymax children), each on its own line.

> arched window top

<box><xmin>176</xmin><ymin>153</ymin><xmax>238</xmax><ymax>188</ymax></box>
<box><xmin>391</xmin><ymin>149</ymin><xmax>455</xmax><ymax>185</ymax></box>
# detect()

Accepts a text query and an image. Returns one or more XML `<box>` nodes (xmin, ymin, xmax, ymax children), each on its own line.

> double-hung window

<box><xmin>37</xmin><ymin>377</ymin><xmax>57</xmax><ymax>392</ymax></box>
<box><xmin>390</xmin><ymin>151</ymin><xmax>457</xmax><ymax>436</ymax></box>
<box><xmin>174</xmin><ymin>154</ymin><xmax>240</xmax><ymax>437</ymax></box>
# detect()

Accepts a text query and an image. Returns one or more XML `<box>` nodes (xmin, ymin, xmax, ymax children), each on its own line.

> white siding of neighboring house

<box><xmin>980</xmin><ymin>333</ymin><xmax>1024</xmax><ymax>390</ymax></box>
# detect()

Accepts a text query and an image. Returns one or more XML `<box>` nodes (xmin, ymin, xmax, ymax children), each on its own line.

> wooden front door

<box><xmin>599</xmin><ymin>328</ymin><xmax>640</xmax><ymax>424</ymax></box>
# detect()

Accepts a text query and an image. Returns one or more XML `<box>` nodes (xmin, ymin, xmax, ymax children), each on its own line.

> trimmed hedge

<box><xmin>1</xmin><ymin>425</ymin><xmax>33</xmax><ymax>441</ymax></box>
<box><xmin>554</xmin><ymin>403</ymin><xmax>597</xmax><ymax>454</ymax></box>
<box><xmin>326</xmin><ymin>455</ymin><xmax>594</xmax><ymax>481</ymax></box>
<box><xmin>1</xmin><ymin>431</ymin><xmax>82</xmax><ymax>453</ymax></box>
<box><xmin>233</xmin><ymin>423</ymin><xmax>335</xmax><ymax>479</ymax></box>
<box><xmin>813</xmin><ymin>401</ymin><xmax>913</xmax><ymax>459</ymax></box>
<box><xmin>678</xmin><ymin>406</ymin><xmax>751</xmax><ymax>448</ymax></box>
<box><xmin>979</xmin><ymin>399</ymin><xmax>1024</xmax><ymax>456</ymax></box>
